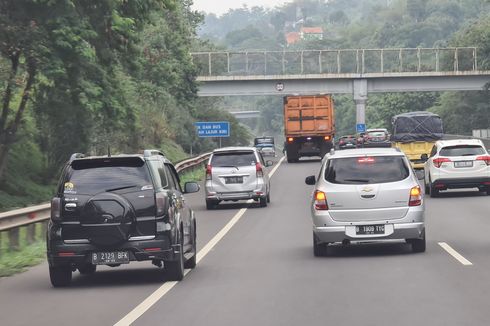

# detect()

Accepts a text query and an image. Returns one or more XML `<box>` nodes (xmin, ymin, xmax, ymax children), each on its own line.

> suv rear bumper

<box><xmin>432</xmin><ymin>177</ymin><xmax>490</xmax><ymax>189</ymax></box>
<box><xmin>314</xmin><ymin>222</ymin><xmax>425</xmax><ymax>243</ymax></box>
<box><xmin>206</xmin><ymin>190</ymin><xmax>266</xmax><ymax>201</ymax></box>
<box><xmin>47</xmin><ymin>236</ymin><xmax>178</xmax><ymax>266</ymax></box>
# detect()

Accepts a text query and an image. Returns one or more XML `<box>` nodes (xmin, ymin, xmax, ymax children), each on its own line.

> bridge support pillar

<box><xmin>353</xmin><ymin>79</ymin><xmax>368</xmax><ymax>130</ymax></box>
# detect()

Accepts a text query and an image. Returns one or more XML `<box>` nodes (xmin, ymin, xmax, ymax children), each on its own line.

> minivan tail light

<box><xmin>155</xmin><ymin>192</ymin><xmax>168</xmax><ymax>218</ymax></box>
<box><xmin>51</xmin><ymin>197</ymin><xmax>61</xmax><ymax>222</ymax></box>
<box><xmin>433</xmin><ymin>157</ymin><xmax>450</xmax><ymax>168</ymax></box>
<box><xmin>476</xmin><ymin>155</ymin><xmax>490</xmax><ymax>166</ymax></box>
<box><xmin>314</xmin><ymin>190</ymin><xmax>328</xmax><ymax>210</ymax></box>
<box><xmin>409</xmin><ymin>186</ymin><xmax>422</xmax><ymax>206</ymax></box>
<box><xmin>205</xmin><ymin>164</ymin><xmax>212</xmax><ymax>180</ymax></box>
<box><xmin>256</xmin><ymin>162</ymin><xmax>264</xmax><ymax>177</ymax></box>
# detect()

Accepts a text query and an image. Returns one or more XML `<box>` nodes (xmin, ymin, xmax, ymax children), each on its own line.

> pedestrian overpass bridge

<box><xmin>191</xmin><ymin>47</ymin><xmax>490</xmax><ymax>125</ymax></box>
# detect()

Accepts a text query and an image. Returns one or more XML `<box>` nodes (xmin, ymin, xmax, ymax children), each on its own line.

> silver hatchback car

<box><xmin>205</xmin><ymin>147</ymin><xmax>273</xmax><ymax>209</ymax></box>
<box><xmin>305</xmin><ymin>148</ymin><xmax>425</xmax><ymax>256</ymax></box>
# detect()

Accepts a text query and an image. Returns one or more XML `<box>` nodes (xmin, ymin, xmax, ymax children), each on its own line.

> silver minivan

<box><xmin>305</xmin><ymin>148</ymin><xmax>425</xmax><ymax>256</ymax></box>
<box><xmin>205</xmin><ymin>147</ymin><xmax>273</xmax><ymax>209</ymax></box>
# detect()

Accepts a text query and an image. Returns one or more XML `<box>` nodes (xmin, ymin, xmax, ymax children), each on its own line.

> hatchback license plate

<box><xmin>91</xmin><ymin>251</ymin><xmax>129</xmax><ymax>265</ymax></box>
<box><xmin>356</xmin><ymin>225</ymin><xmax>385</xmax><ymax>235</ymax></box>
<box><xmin>225</xmin><ymin>176</ymin><xmax>243</xmax><ymax>184</ymax></box>
<box><xmin>454</xmin><ymin>161</ymin><xmax>473</xmax><ymax>168</ymax></box>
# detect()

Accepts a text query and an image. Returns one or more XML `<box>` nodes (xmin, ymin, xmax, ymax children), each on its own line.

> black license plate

<box><xmin>225</xmin><ymin>176</ymin><xmax>243</xmax><ymax>184</ymax></box>
<box><xmin>91</xmin><ymin>251</ymin><xmax>130</xmax><ymax>265</ymax></box>
<box><xmin>454</xmin><ymin>161</ymin><xmax>473</xmax><ymax>168</ymax></box>
<box><xmin>356</xmin><ymin>225</ymin><xmax>385</xmax><ymax>235</ymax></box>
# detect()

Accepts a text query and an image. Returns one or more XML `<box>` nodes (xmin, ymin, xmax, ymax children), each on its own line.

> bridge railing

<box><xmin>191</xmin><ymin>47</ymin><xmax>482</xmax><ymax>77</ymax></box>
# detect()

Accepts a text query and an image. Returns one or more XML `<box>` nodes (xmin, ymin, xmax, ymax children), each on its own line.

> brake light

<box><xmin>314</xmin><ymin>190</ymin><xmax>328</xmax><ymax>210</ymax></box>
<box><xmin>358</xmin><ymin>157</ymin><xmax>375</xmax><ymax>164</ymax></box>
<box><xmin>409</xmin><ymin>186</ymin><xmax>422</xmax><ymax>206</ymax></box>
<box><xmin>50</xmin><ymin>197</ymin><xmax>61</xmax><ymax>222</ymax></box>
<box><xmin>206</xmin><ymin>164</ymin><xmax>212</xmax><ymax>180</ymax></box>
<box><xmin>433</xmin><ymin>157</ymin><xmax>450</xmax><ymax>168</ymax></box>
<box><xmin>324</xmin><ymin>136</ymin><xmax>331</xmax><ymax>141</ymax></box>
<box><xmin>256</xmin><ymin>162</ymin><xmax>263</xmax><ymax>177</ymax></box>
<box><xmin>287</xmin><ymin>137</ymin><xmax>294</xmax><ymax>143</ymax></box>
<box><xmin>155</xmin><ymin>192</ymin><xmax>168</xmax><ymax>217</ymax></box>
<box><xmin>476</xmin><ymin>155</ymin><xmax>490</xmax><ymax>166</ymax></box>
<box><xmin>58</xmin><ymin>252</ymin><xmax>75</xmax><ymax>257</ymax></box>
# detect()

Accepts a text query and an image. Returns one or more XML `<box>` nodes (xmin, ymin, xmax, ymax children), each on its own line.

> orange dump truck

<box><xmin>284</xmin><ymin>95</ymin><xmax>335</xmax><ymax>163</ymax></box>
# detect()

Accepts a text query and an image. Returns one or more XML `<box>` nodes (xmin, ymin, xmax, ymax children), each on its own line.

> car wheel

<box><xmin>424</xmin><ymin>180</ymin><xmax>430</xmax><ymax>195</ymax></box>
<box><xmin>165</xmin><ymin>233</ymin><xmax>185</xmax><ymax>281</ymax></box>
<box><xmin>410</xmin><ymin>230</ymin><xmax>426</xmax><ymax>253</ymax></box>
<box><xmin>78</xmin><ymin>263</ymin><xmax>96</xmax><ymax>275</ymax></box>
<box><xmin>313</xmin><ymin>233</ymin><xmax>327</xmax><ymax>257</ymax></box>
<box><xmin>259</xmin><ymin>196</ymin><xmax>267</xmax><ymax>207</ymax></box>
<box><xmin>206</xmin><ymin>199</ymin><xmax>217</xmax><ymax>210</ymax></box>
<box><xmin>266</xmin><ymin>189</ymin><xmax>271</xmax><ymax>203</ymax></box>
<box><xmin>429</xmin><ymin>178</ymin><xmax>439</xmax><ymax>198</ymax></box>
<box><xmin>49</xmin><ymin>265</ymin><xmax>72</xmax><ymax>287</ymax></box>
<box><xmin>184</xmin><ymin>222</ymin><xmax>197</xmax><ymax>269</ymax></box>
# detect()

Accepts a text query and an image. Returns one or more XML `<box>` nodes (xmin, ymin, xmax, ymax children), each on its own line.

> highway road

<box><xmin>1</xmin><ymin>155</ymin><xmax>490</xmax><ymax>326</ymax></box>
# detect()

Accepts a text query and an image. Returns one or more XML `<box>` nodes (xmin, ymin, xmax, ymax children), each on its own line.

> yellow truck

<box><xmin>391</xmin><ymin>111</ymin><xmax>444</xmax><ymax>170</ymax></box>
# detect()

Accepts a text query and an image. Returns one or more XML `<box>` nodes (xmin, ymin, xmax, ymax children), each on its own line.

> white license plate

<box><xmin>92</xmin><ymin>251</ymin><xmax>130</xmax><ymax>265</ymax></box>
<box><xmin>454</xmin><ymin>161</ymin><xmax>473</xmax><ymax>168</ymax></box>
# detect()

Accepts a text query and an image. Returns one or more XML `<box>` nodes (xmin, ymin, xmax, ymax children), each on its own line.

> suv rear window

<box><xmin>325</xmin><ymin>156</ymin><xmax>409</xmax><ymax>184</ymax></box>
<box><xmin>211</xmin><ymin>151</ymin><xmax>257</xmax><ymax>167</ymax></box>
<box><xmin>64</xmin><ymin>159</ymin><xmax>152</xmax><ymax>195</ymax></box>
<box><xmin>439</xmin><ymin>145</ymin><xmax>485</xmax><ymax>157</ymax></box>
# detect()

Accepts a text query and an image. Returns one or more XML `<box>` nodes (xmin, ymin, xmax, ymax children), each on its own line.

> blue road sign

<box><xmin>356</xmin><ymin>123</ymin><xmax>366</xmax><ymax>133</ymax></box>
<box><xmin>194</xmin><ymin>121</ymin><xmax>230</xmax><ymax>138</ymax></box>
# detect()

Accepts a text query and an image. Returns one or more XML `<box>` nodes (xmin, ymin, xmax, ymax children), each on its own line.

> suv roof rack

<box><xmin>69</xmin><ymin>153</ymin><xmax>85</xmax><ymax>162</ymax></box>
<box><xmin>143</xmin><ymin>149</ymin><xmax>166</xmax><ymax>158</ymax></box>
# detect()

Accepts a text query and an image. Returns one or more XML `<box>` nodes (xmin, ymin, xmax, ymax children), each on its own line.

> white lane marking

<box><xmin>114</xmin><ymin>156</ymin><xmax>285</xmax><ymax>326</ymax></box>
<box><xmin>438</xmin><ymin>242</ymin><xmax>473</xmax><ymax>266</ymax></box>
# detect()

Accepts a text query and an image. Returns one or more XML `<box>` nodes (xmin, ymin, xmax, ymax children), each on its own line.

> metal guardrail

<box><xmin>0</xmin><ymin>152</ymin><xmax>211</xmax><ymax>233</ymax></box>
<box><xmin>191</xmin><ymin>47</ymin><xmax>483</xmax><ymax>77</ymax></box>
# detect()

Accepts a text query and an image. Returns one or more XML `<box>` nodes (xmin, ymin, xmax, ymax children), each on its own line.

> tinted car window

<box><xmin>65</xmin><ymin>164</ymin><xmax>152</xmax><ymax>195</ymax></box>
<box><xmin>148</xmin><ymin>160</ymin><xmax>169</xmax><ymax>189</ymax></box>
<box><xmin>325</xmin><ymin>156</ymin><xmax>409</xmax><ymax>184</ymax></box>
<box><xmin>367</xmin><ymin>131</ymin><xmax>387</xmax><ymax>138</ymax></box>
<box><xmin>439</xmin><ymin>145</ymin><xmax>485</xmax><ymax>157</ymax></box>
<box><xmin>211</xmin><ymin>152</ymin><xmax>257</xmax><ymax>166</ymax></box>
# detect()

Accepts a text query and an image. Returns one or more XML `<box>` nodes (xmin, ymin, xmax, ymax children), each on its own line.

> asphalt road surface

<box><xmin>1</xmin><ymin>155</ymin><xmax>490</xmax><ymax>326</ymax></box>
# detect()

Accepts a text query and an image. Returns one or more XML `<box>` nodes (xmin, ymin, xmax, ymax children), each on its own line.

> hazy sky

<box><xmin>192</xmin><ymin>0</ymin><xmax>292</xmax><ymax>16</ymax></box>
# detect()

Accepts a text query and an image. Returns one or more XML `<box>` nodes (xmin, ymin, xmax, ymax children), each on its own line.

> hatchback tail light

<box><xmin>205</xmin><ymin>164</ymin><xmax>212</xmax><ymax>180</ymax></box>
<box><xmin>256</xmin><ymin>162</ymin><xmax>264</xmax><ymax>177</ymax></box>
<box><xmin>155</xmin><ymin>192</ymin><xmax>169</xmax><ymax>218</ymax></box>
<box><xmin>51</xmin><ymin>197</ymin><xmax>61</xmax><ymax>222</ymax></box>
<box><xmin>433</xmin><ymin>157</ymin><xmax>450</xmax><ymax>168</ymax></box>
<box><xmin>314</xmin><ymin>190</ymin><xmax>328</xmax><ymax>210</ymax></box>
<box><xmin>409</xmin><ymin>186</ymin><xmax>422</xmax><ymax>206</ymax></box>
<box><xmin>476</xmin><ymin>155</ymin><xmax>490</xmax><ymax>166</ymax></box>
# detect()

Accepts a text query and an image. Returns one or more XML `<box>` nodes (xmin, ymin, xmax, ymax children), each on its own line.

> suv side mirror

<box><xmin>305</xmin><ymin>175</ymin><xmax>316</xmax><ymax>185</ymax></box>
<box><xmin>184</xmin><ymin>182</ymin><xmax>200</xmax><ymax>193</ymax></box>
<box><xmin>420</xmin><ymin>153</ymin><xmax>428</xmax><ymax>162</ymax></box>
<box><xmin>266</xmin><ymin>160</ymin><xmax>274</xmax><ymax>167</ymax></box>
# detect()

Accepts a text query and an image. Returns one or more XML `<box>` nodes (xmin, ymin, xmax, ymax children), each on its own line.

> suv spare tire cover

<box><xmin>81</xmin><ymin>192</ymin><xmax>135</xmax><ymax>247</ymax></box>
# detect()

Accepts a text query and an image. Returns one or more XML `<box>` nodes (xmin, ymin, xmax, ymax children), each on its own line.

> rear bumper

<box><xmin>206</xmin><ymin>190</ymin><xmax>265</xmax><ymax>201</ymax></box>
<box><xmin>47</xmin><ymin>236</ymin><xmax>178</xmax><ymax>267</ymax></box>
<box><xmin>432</xmin><ymin>177</ymin><xmax>490</xmax><ymax>189</ymax></box>
<box><xmin>314</xmin><ymin>222</ymin><xmax>425</xmax><ymax>243</ymax></box>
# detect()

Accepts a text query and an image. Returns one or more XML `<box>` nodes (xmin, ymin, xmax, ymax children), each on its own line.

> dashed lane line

<box><xmin>114</xmin><ymin>156</ymin><xmax>286</xmax><ymax>326</ymax></box>
<box><xmin>438</xmin><ymin>242</ymin><xmax>473</xmax><ymax>266</ymax></box>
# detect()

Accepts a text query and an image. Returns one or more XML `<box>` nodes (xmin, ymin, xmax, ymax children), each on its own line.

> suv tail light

<box><xmin>433</xmin><ymin>157</ymin><xmax>450</xmax><ymax>168</ymax></box>
<box><xmin>256</xmin><ymin>162</ymin><xmax>264</xmax><ymax>177</ymax></box>
<box><xmin>155</xmin><ymin>192</ymin><xmax>169</xmax><ymax>218</ymax></box>
<box><xmin>314</xmin><ymin>190</ymin><xmax>328</xmax><ymax>210</ymax></box>
<box><xmin>50</xmin><ymin>197</ymin><xmax>61</xmax><ymax>222</ymax></box>
<box><xmin>409</xmin><ymin>186</ymin><xmax>422</xmax><ymax>206</ymax></box>
<box><xmin>205</xmin><ymin>164</ymin><xmax>212</xmax><ymax>180</ymax></box>
<box><xmin>476</xmin><ymin>155</ymin><xmax>490</xmax><ymax>166</ymax></box>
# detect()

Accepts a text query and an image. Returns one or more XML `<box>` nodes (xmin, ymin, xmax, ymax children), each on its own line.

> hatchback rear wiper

<box><xmin>106</xmin><ymin>185</ymin><xmax>138</xmax><ymax>192</ymax></box>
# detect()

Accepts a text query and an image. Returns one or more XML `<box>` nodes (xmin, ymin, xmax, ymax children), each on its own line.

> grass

<box><xmin>179</xmin><ymin>167</ymin><xmax>205</xmax><ymax>186</ymax></box>
<box><xmin>0</xmin><ymin>241</ymin><xmax>45</xmax><ymax>277</ymax></box>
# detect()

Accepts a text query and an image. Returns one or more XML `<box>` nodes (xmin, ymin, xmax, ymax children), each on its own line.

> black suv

<box><xmin>47</xmin><ymin>150</ymin><xmax>200</xmax><ymax>287</ymax></box>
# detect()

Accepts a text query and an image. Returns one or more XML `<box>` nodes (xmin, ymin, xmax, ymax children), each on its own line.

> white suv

<box><xmin>423</xmin><ymin>139</ymin><xmax>490</xmax><ymax>197</ymax></box>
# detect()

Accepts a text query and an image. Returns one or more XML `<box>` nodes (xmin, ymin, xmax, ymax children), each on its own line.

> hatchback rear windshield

<box><xmin>439</xmin><ymin>145</ymin><xmax>485</xmax><ymax>157</ymax></box>
<box><xmin>324</xmin><ymin>156</ymin><xmax>409</xmax><ymax>184</ymax></box>
<box><xmin>64</xmin><ymin>159</ymin><xmax>152</xmax><ymax>195</ymax></box>
<box><xmin>211</xmin><ymin>152</ymin><xmax>257</xmax><ymax>167</ymax></box>
<box><xmin>367</xmin><ymin>132</ymin><xmax>387</xmax><ymax>138</ymax></box>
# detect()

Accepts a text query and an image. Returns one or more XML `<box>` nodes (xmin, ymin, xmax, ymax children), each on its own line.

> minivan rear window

<box><xmin>439</xmin><ymin>145</ymin><xmax>485</xmax><ymax>157</ymax></box>
<box><xmin>324</xmin><ymin>156</ymin><xmax>409</xmax><ymax>184</ymax></box>
<box><xmin>64</xmin><ymin>161</ymin><xmax>152</xmax><ymax>195</ymax></box>
<box><xmin>211</xmin><ymin>152</ymin><xmax>257</xmax><ymax>167</ymax></box>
